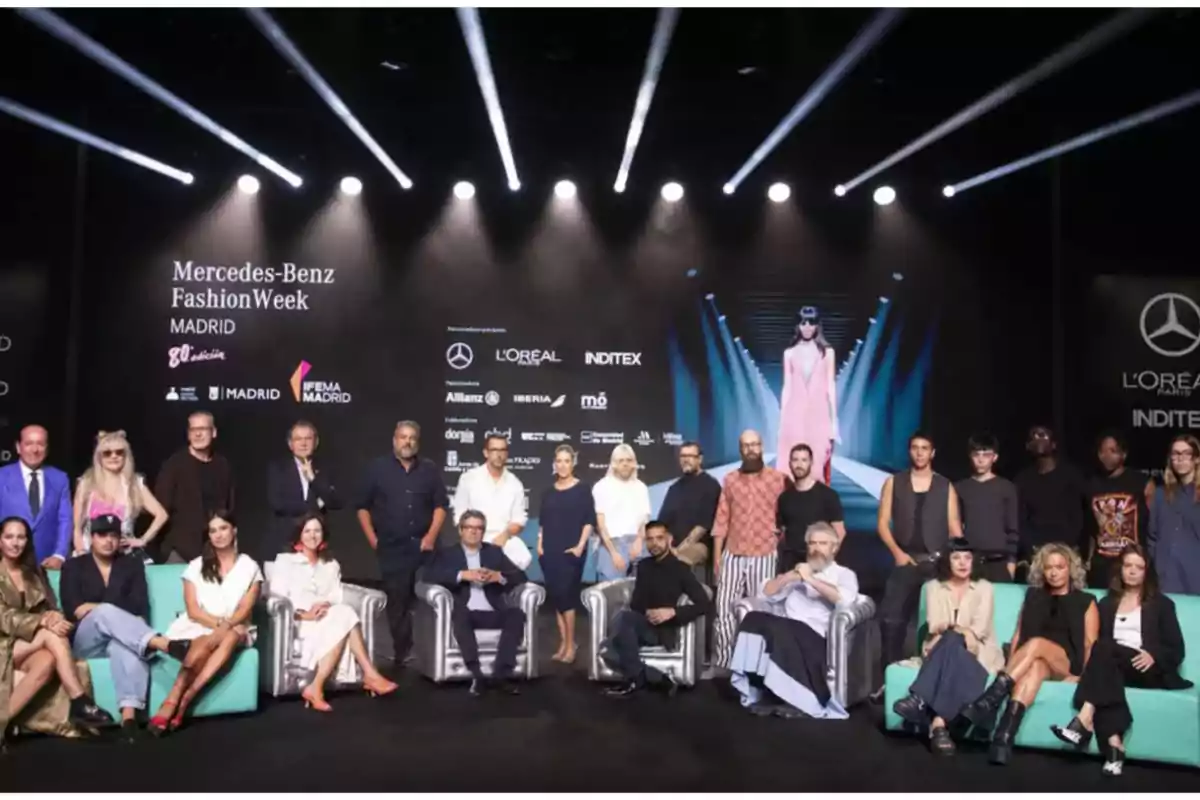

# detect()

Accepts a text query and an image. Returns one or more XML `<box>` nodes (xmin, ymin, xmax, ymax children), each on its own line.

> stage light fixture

<box><xmin>734</xmin><ymin>336</ymin><xmax>742</xmax><ymax>343</ymax></box>
<box><xmin>767</xmin><ymin>183</ymin><xmax>791</xmax><ymax>203</ymax></box>
<box><xmin>880</xmin><ymin>296</ymin><xmax>890</xmax><ymax>304</ymax></box>
<box><xmin>340</xmin><ymin>176</ymin><xmax>363</xmax><ymax>196</ymax></box>
<box><xmin>718</xmin><ymin>314</ymin><xmax>727</xmax><ymax>322</ymax></box>
<box><xmin>832</xmin><ymin>9</ymin><xmax>1154</xmax><ymax>195</ymax></box>
<box><xmin>721</xmin><ymin>9</ymin><xmax>903</xmax><ymax>193</ymax></box>
<box><xmin>17</xmin><ymin>9</ymin><xmax>303</xmax><ymax>188</ymax></box>
<box><xmin>722</xmin><ymin>183</ymin><xmax>735</xmax><ymax>196</ymax></box>
<box><xmin>687</xmin><ymin>268</ymin><xmax>698</xmax><ymax>278</ymax></box>
<box><xmin>869</xmin><ymin>317</ymin><xmax>877</xmax><ymax>324</ymax></box>
<box><xmin>942</xmin><ymin>185</ymin><xmax>956</xmax><ymax>198</ymax></box>
<box><xmin>705</xmin><ymin>293</ymin><xmax>715</xmax><ymax>301</ymax></box>
<box><xmin>946</xmin><ymin>87</ymin><xmax>1200</xmax><ymax>196</ymax></box>
<box><xmin>613</xmin><ymin>8</ymin><xmax>680</xmax><ymax>194</ymax></box>
<box><xmin>892</xmin><ymin>272</ymin><xmax>904</xmax><ymax>281</ymax></box>
<box><xmin>661</xmin><ymin>181</ymin><xmax>684</xmax><ymax>202</ymax></box>
<box><xmin>457</xmin><ymin>8</ymin><xmax>522</xmax><ymax>192</ymax></box>
<box><xmin>246</xmin><ymin>9</ymin><xmax>413</xmax><ymax>190</ymax></box>
<box><xmin>873</xmin><ymin>186</ymin><xmax>896</xmax><ymax>206</ymax></box>
<box><xmin>453</xmin><ymin>181</ymin><xmax>477</xmax><ymax>200</ymax></box>
<box><xmin>555</xmin><ymin>180</ymin><xmax>577</xmax><ymax>199</ymax></box>
<box><xmin>0</xmin><ymin>96</ymin><xmax>194</xmax><ymax>185</ymax></box>
<box><xmin>238</xmin><ymin>175</ymin><xmax>261</xmax><ymax>195</ymax></box>
<box><xmin>833</xmin><ymin>184</ymin><xmax>847</xmax><ymax>197</ymax></box>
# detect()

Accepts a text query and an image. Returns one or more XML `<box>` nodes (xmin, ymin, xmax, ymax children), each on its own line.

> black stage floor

<box><xmin>6</xmin><ymin>661</ymin><xmax>1200</xmax><ymax>792</ymax></box>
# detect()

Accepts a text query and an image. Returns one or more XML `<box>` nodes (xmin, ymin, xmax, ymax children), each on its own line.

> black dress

<box><xmin>538</xmin><ymin>481</ymin><xmax>596</xmax><ymax>613</ymax></box>
<box><xmin>1016</xmin><ymin>588</ymin><xmax>1096</xmax><ymax>676</ymax></box>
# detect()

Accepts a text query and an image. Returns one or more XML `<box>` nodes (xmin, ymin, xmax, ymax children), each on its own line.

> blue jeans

<box><xmin>72</xmin><ymin>603</ymin><xmax>155</xmax><ymax>711</ymax></box>
<box><xmin>596</xmin><ymin>537</ymin><xmax>645</xmax><ymax>582</ymax></box>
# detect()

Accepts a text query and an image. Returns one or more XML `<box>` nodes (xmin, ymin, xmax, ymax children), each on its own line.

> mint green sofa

<box><xmin>884</xmin><ymin>583</ymin><xmax>1200</xmax><ymax>767</ymax></box>
<box><xmin>48</xmin><ymin>564</ymin><xmax>259</xmax><ymax>720</ymax></box>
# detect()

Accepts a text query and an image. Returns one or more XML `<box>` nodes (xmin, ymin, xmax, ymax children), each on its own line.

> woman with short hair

<box><xmin>592</xmin><ymin>445</ymin><xmax>651</xmax><ymax>582</ymax></box>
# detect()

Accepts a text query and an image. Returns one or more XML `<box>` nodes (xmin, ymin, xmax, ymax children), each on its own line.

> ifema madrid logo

<box><xmin>290</xmin><ymin>360</ymin><xmax>352</xmax><ymax>404</ymax></box>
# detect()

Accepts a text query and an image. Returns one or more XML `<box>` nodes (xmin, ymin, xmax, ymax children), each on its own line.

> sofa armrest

<box><xmin>829</xmin><ymin>595</ymin><xmax>877</xmax><ymax>708</ymax></box>
<box><xmin>734</xmin><ymin>596</ymin><xmax>775</xmax><ymax>624</ymax></box>
<box><xmin>342</xmin><ymin>582</ymin><xmax>387</xmax><ymax>616</ymax></box>
<box><xmin>257</xmin><ymin>592</ymin><xmax>295</xmax><ymax>695</ymax></box>
<box><xmin>582</xmin><ymin>579</ymin><xmax>635</xmax><ymax>680</ymax></box>
<box><xmin>416</xmin><ymin>582</ymin><xmax>453</xmax><ymax>613</ymax></box>
<box><xmin>508</xmin><ymin>582</ymin><xmax>547</xmax><ymax>615</ymax></box>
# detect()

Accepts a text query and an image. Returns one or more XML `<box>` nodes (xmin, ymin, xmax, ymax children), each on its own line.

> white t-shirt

<box><xmin>452</xmin><ymin>465</ymin><xmax>528</xmax><ymax>535</ymax></box>
<box><xmin>1114</xmin><ymin>606</ymin><xmax>1144</xmax><ymax>651</ymax></box>
<box><xmin>592</xmin><ymin>475</ymin><xmax>651</xmax><ymax>540</ymax></box>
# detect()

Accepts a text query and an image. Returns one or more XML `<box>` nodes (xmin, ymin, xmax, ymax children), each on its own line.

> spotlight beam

<box><xmin>723</xmin><ymin>8</ymin><xmax>903</xmax><ymax>194</ymax></box>
<box><xmin>245</xmin><ymin>8</ymin><xmax>413</xmax><ymax>189</ymax></box>
<box><xmin>16</xmin><ymin>8</ymin><xmax>302</xmax><ymax>187</ymax></box>
<box><xmin>836</xmin><ymin>8</ymin><xmax>1155</xmax><ymax>195</ymax></box>
<box><xmin>613</xmin><ymin>7</ymin><xmax>681</xmax><ymax>193</ymax></box>
<box><xmin>0</xmin><ymin>95</ymin><xmax>194</xmax><ymax>184</ymax></box>
<box><xmin>456</xmin><ymin>8</ymin><xmax>521</xmax><ymax>190</ymax></box>
<box><xmin>948</xmin><ymin>88</ymin><xmax>1200</xmax><ymax>196</ymax></box>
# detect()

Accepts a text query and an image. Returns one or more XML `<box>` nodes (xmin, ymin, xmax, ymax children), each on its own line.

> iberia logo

<box><xmin>290</xmin><ymin>360</ymin><xmax>312</xmax><ymax>402</ymax></box>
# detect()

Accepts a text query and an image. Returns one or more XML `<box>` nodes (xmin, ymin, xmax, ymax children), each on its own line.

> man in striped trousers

<box><xmin>711</xmin><ymin>430</ymin><xmax>789</xmax><ymax>670</ymax></box>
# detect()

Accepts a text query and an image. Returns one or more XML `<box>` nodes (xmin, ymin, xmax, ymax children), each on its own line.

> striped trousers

<box><xmin>713</xmin><ymin>552</ymin><xmax>778</xmax><ymax>668</ymax></box>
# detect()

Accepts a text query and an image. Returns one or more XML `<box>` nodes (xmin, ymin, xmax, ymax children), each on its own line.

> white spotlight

<box><xmin>661</xmin><ymin>181</ymin><xmax>684</xmax><ymax>202</ymax></box>
<box><xmin>340</xmin><ymin>176</ymin><xmax>363</xmax><ymax>196</ymax></box>
<box><xmin>508</xmin><ymin>179</ymin><xmax>521</xmax><ymax>192</ymax></box>
<box><xmin>834</xmin><ymin>184</ymin><xmax>847</xmax><ymax>197</ymax></box>
<box><xmin>873</xmin><ymin>185</ymin><xmax>896</xmax><ymax>206</ymax></box>
<box><xmin>942</xmin><ymin>185</ymin><xmax>956</xmax><ymax>198</ymax></box>
<box><xmin>555</xmin><ymin>180</ymin><xmax>577</xmax><ymax>199</ymax></box>
<box><xmin>722</xmin><ymin>183</ymin><xmax>735</xmax><ymax>196</ymax></box>
<box><xmin>454</xmin><ymin>181</ymin><xmax>476</xmax><ymax>200</ymax></box>
<box><xmin>237</xmin><ymin>174</ymin><xmax>261</xmax><ymax>195</ymax></box>
<box><xmin>767</xmin><ymin>182</ymin><xmax>791</xmax><ymax>203</ymax></box>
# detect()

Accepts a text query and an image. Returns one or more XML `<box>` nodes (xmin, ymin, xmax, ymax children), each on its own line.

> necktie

<box><xmin>29</xmin><ymin>470</ymin><xmax>41</xmax><ymax>517</ymax></box>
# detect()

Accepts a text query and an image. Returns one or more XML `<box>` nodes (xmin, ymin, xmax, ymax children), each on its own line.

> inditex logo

<box><xmin>585</xmin><ymin>351</ymin><xmax>642</xmax><ymax>366</ymax></box>
<box><xmin>290</xmin><ymin>361</ymin><xmax>352</xmax><ymax>404</ymax></box>
<box><xmin>1132</xmin><ymin>409</ymin><xmax>1200</xmax><ymax>428</ymax></box>
<box><xmin>496</xmin><ymin>348</ymin><xmax>561</xmax><ymax>367</ymax></box>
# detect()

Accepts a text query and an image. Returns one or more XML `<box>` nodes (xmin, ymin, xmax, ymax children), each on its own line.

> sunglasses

<box><xmin>102</xmin><ymin>449</ymin><xmax>127</xmax><ymax>458</ymax></box>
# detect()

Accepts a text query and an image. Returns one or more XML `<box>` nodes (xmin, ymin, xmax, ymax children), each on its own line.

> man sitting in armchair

<box><xmin>602</xmin><ymin>520</ymin><xmax>712</xmax><ymax>698</ymax></box>
<box><xmin>730</xmin><ymin>521</ymin><xmax>859</xmax><ymax>719</ymax></box>
<box><xmin>425</xmin><ymin>509</ymin><xmax>526</xmax><ymax>697</ymax></box>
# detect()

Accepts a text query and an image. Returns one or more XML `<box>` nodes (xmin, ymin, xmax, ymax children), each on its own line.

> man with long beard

<box><xmin>711</xmin><ymin>430</ymin><xmax>788</xmax><ymax>670</ymax></box>
<box><xmin>729</xmin><ymin>522</ymin><xmax>859</xmax><ymax>719</ymax></box>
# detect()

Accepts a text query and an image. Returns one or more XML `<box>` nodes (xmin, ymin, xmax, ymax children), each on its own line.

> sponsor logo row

<box><xmin>165</xmin><ymin>361</ymin><xmax>351</xmax><ymax>405</ymax></box>
<box><xmin>445</xmin><ymin>390</ymin><xmax>603</xmax><ymax>409</ymax></box>
<box><xmin>444</xmin><ymin>428</ymin><xmax>683</xmax><ymax>448</ymax></box>
<box><xmin>446</xmin><ymin>342</ymin><xmax>642</xmax><ymax>371</ymax></box>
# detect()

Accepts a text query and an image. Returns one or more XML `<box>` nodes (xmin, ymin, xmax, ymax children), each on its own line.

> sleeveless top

<box><xmin>1018</xmin><ymin>588</ymin><xmax>1096</xmax><ymax>676</ymax></box>
<box><xmin>891</xmin><ymin>470</ymin><xmax>951</xmax><ymax>556</ymax></box>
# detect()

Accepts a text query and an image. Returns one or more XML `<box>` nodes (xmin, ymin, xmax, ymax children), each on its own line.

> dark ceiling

<box><xmin>1</xmin><ymin>7</ymin><xmax>1198</xmax><ymax>207</ymax></box>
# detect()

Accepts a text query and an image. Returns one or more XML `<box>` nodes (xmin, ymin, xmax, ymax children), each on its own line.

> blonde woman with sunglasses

<box><xmin>72</xmin><ymin>431</ymin><xmax>169</xmax><ymax>557</ymax></box>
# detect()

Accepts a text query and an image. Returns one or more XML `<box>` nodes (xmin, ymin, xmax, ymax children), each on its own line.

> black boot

<box><xmin>960</xmin><ymin>673</ymin><xmax>1014</xmax><ymax>731</ymax></box>
<box><xmin>69</xmin><ymin>695</ymin><xmax>116</xmax><ymax>731</ymax></box>
<box><xmin>988</xmin><ymin>701</ymin><xmax>1027</xmax><ymax>765</ymax></box>
<box><xmin>893</xmin><ymin>693</ymin><xmax>931</xmax><ymax>728</ymax></box>
<box><xmin>1050</xmin><ymin>716</ymin><xmax>1094</xmax><ymax>750</ymax></box>
<box><xmin>1099</xmin><ymin>740</ymin><xmax>1125</xmax><ymax>777</ymax></box>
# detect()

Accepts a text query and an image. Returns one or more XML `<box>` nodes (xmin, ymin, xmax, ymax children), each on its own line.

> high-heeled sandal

<box><xmin>560</xmin><ymin>647</ymin><xmax>577</xmax><ymax>665</ymax></box>
<box><xmin>302</xmin><ymin>684</ymin><xmax>333</xmax><ymax>712</ymax></box>
<box><xmin>362</xmin><ymin>674</ymin><xmax>398</xmax><ymax>697</ymax></box>
<box><xmin>148</xmin><ymin>700</ymin><xmax>179</xmax><ymax>738</ymax></box>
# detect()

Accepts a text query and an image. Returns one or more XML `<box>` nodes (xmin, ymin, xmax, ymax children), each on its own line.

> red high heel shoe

<box><xmin>148</xmin><ymin>699</ymin><xmax>179</xmax><ymax>738</ymax></box>
<box><xmin>302</xmin><ymin>684</ymin><xmax>333</xmax><ymax>712</ymax></box>
<box><xmin>362</xmin><ymin>674</ymin><xmax>398</xmax><ymax>697</ymax></box>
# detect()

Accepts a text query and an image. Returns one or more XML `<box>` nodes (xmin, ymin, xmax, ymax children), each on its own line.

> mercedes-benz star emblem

<box><xmin>446</xmin><ymin>342</ymin><xmax>474</xmax><ymax>370</ymax></box>
<box><xmin>1140</xmin><ymin>293</ymin><xmax>1200</xmax><ymax>358</ymax></box>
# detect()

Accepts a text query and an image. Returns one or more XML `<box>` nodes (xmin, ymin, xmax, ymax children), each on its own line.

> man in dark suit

<box><xmin>154</xmin><ymin>411</ymin><xmax>235</xmax><ymax>563</ymax></box>
<box><xmin>426</xmin><ymin>509</ymin><xmax>527</xmax><ymax>697</ymax></box>
<box><xmin>265</xmin><ymin>420</ymin><xmax>342</xmax><ymax>559</ymax></box>
<box><xmin>0</xmin><ymin>424</ymin><xmax>72</xmax><ymax>567</ymax></box>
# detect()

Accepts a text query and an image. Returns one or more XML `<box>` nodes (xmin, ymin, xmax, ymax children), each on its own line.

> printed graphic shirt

<box><xmin>1087</xmin><ymin>470</ymin><xmax>1150</xmax><ymax>560</ymax></box>
<box><xmin>712</xmin><ymin>466</ymin><xmax>789</xmax><ymax>557</ymax></box>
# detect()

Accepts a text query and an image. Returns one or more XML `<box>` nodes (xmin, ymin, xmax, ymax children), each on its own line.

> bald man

<box><xmin>0</xmin><ymin>425</ymin><xmax>74</xmax><ymax>567</ymax></box>
<box><xmin>711</xmin><ymin>430</ymin><xmax>789</xmax><ymax>669</ymax></box>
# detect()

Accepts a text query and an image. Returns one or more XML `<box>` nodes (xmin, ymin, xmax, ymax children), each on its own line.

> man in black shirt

<box><xmin>1085</xmin><ymin>430</ymin><xmax>1152</xmax><ymax>588</ymax></box>
<box><xmin>1014</xmin><ymin>425</ymin><xmax>1087</xmax><ymax>562</ymax></box>
<box><xmin>356</xmin><ymin>420</ymin><xmax>449</xmax><ymax>666</ymax></box>
<box><xmin>60</xmin><ymin>514</ymin><xmax>185</xmax><ymax>738</ymax></box>
<box><xmin>657</xmin><ymin>442</ymin><xmax>722</xmax><ymax>568</ymax></box>
<box><xmin>602</xmin><ymin>520</ymin><xmax>712</xmax><ymax>697</ymax></box>
<box><xmin>954</xmin><ymin>433</ymin><xmax>1019</xmax><ymax>583</ymax></box>
<box><xmin>776</xmin><ymin>443</ymin><xmax>845</xmax><ymax>574</ymax></box>
<box><xmin>154</xmin><ymin>410</ymin><xmax>236</xmax><ymax>563</ymax></box>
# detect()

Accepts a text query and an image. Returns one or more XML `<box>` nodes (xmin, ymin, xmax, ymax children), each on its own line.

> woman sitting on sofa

<box><xmin>961</xmin><ymin>542</ymin><xmax>1099</xmax><ymax>765</ymax></box>
<box><xmin>1050</xmin><ymin>544</ymin><xmax>1192</xmax><ymax>776</ymax></box>
<box><xmin>892</xmin><ymin>538</ymin><xmax>1005</xmax><ymax>755</ymax></box>
<box><xmin>149</xmin><ymin>509</ymin><xmax>261</xmax><ymax>736</ymax></box>
<box><xmin>271</xmin><ymin>513</ymin><xmax>397</xmax><ymax>712</ymax></box>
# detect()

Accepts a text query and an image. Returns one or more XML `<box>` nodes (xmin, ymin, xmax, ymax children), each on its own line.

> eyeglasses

<box><xmin>460</xmin><ymin>524</ymin><xmax>484</xmax><ymax>532</ymax></box>
<box><xmin>101</xmin><ymin>449</ymin><xmax>126</xmax><ymax>458</ymax></box>
<box><xmin>1170</xmin><ymin>450</ymin><xmax>1196</xmax><ymax>459</ymax></box>
<box><xmin>486</xmin><ymin>447</ymin><xmax>508</xmax><ymax>453</ymax></box>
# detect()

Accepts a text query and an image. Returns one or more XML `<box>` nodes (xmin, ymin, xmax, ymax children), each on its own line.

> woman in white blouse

<box><xmin>592</xmin><ymin>444</ymin><xmax>651</xmax><ymax>582</ymax></box>
<box><xmin>149</xmin><ymin>510</ymin><xmax>261</xmax><ymax>736</ymax></box>
<box><xmin>272</xmin><ymin>514</ymin><xmax>397</xmax><ymax>712</ymax></box>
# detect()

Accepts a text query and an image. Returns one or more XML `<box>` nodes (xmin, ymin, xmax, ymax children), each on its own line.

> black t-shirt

<box><xmin>776</xmin><ymin>482</ymin><xmax>844</xmax><ymax>554</ymax></box>
<box><xmin>1087</xmin><ymin>469</ymin><xmax>1150</xmax><ymax>560</ymax></box>
<box><xmin>1015</xmin><ymin>461</ymin><xmax>1087</xmax><ymax>554</ymax></box>
<box><xmin>196</xmin><ymin>456</ymin><xmax>219</xmax><ymax>516</ymax></box>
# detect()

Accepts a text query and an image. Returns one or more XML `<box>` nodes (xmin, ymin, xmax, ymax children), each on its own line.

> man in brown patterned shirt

<box><xmin>711</xmin><ymin>430</ymin><xmax>789</xmax><ymax>668</ymax></box>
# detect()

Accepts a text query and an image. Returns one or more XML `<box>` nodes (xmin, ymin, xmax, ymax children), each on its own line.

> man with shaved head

<box><xmin>0</xmin><ymin>424</ymin><xmax>73</xmax><ymax>567</ymax></box>
<box><xmin>711</xmin><ymin>429</ymin><xmax>789</xmax><ymax>670</ymax></box>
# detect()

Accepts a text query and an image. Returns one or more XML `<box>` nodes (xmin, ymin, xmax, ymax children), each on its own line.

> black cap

<box><xmin>90</xmin><ymin>514</ymin><xmax>122</xmax><ymax>535</ymax></box>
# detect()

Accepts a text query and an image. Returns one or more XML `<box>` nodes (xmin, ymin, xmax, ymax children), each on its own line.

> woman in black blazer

<box><xmin>1051</xmin><ymin>544</ymin><xmax>1193</xmax><ymax>776</ymax></box>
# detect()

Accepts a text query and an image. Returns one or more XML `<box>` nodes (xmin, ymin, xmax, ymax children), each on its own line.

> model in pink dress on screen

<box><xmin>776</xmin><ymin>307</ymin><xmax>840</xmax><ymax>483</ymax></box>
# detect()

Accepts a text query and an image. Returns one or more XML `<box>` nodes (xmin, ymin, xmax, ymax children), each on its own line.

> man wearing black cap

<box><xmin>59</xmin><ymin>514</ymin><xmax>186</xmax><ymax>740</ymax></box>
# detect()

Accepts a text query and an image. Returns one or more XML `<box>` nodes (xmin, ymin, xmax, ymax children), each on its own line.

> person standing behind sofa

<box><xmin>0</xmin><ymin>425</ymin><xmax>73</xmax><ymax>569</ymax></box>
<box><xmin>154</xmin><ymin>411</ymin><xmax>235</xmax><ymax>564</ymax></box>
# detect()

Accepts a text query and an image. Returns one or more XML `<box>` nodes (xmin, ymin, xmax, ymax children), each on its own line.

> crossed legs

<box><xmin>1004</xmin><ymin>636</ymin><xmax>1072</xmax><ymax>705</ymax></box>
<box><xmin>151</xmin><ymin>629</ymin><xmax>242</xmax><ymax>730</ymax></box>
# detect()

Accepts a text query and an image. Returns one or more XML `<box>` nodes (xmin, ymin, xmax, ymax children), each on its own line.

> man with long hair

<box><xmin>1148</xmin><ymin>434</ymin><xmax>1200</xmax><ymax>594</ymax></box>
<box><xmin>776</xmin><ymin>307</ymin><xmax>839</xmax><ymax>484</ymax></box>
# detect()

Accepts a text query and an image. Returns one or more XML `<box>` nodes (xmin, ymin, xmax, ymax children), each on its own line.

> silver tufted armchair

<box><xmin>582</xmin><ymin>578</ymin><xmax>712</xmax><ymax>686</ymax></box>
<box><xmin>258</xmin><ymin>562</ymin><xmax>389</xmax><ymax>697</ymax></box>
<box><xmin>412</xmin><ymin>581</ymin><xmax>547</xmax><ymax>682</ymax></box>
<box><xmin>733</xmin><ymin>592</ymin><xmax>877</xmax><ymax>708</ymax></box>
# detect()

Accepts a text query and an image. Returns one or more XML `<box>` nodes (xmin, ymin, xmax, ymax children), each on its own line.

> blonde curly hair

<box><xmin>1027</xmin><ymin>542</ymin><xmax>1086</xmax><ymax>592</ymax></box>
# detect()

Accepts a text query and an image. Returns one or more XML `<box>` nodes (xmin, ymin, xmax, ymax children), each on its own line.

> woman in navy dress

<box><xmin>537</xmin><ymin>445</ymin><xmax>595</xmax><ymax>664</ymax></box>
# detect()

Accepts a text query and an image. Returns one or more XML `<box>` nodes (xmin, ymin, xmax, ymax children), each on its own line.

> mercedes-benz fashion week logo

<box><xmin>1140</xmin><ymin>293</ymin><xmax>1200</xmax><ymax>358</ymax></box>
<box><xmin>446</xmin><ymin>342</ymin><xmax>474</xmax><ymax>370</ymax></box>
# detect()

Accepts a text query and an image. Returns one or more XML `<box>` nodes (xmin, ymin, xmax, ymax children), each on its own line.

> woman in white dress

<box><xmin>71</xmin><ymin>430</ymin><xmax>169</xmax><ymax>557</ymax></box>
<box><xmin>272</xmin><ymin>514</ymin><xmax>397</xmax><ymax>712</ymax></box>
<box><xmin>149</xmin><ymin>510</ymin><xmax>261</xmax><ymax>736</ymax></box>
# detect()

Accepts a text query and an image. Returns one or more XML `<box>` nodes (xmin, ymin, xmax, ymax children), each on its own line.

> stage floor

<box><xmin>6</xmin><ymin>664</ymin><xmax>1200</xmax><ymax>791</ymax></box>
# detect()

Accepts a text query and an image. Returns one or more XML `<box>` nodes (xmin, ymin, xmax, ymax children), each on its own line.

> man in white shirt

<box><xmin>451</xmin><ymin>434</ymin><xmax>531</xmax><ymax>569</ymax></box>
<box><xmin>729</xmin><ymin>522</ymin><xmax>859</xmax><ymax>720</ymax></box>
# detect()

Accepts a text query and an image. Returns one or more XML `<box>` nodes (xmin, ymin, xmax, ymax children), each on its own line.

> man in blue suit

<box><xmin>426</xmin><ymin>509</ymin><xmax>527</xmax><ymax>697</ymax></box>
<box><xmin>0</xmin><ymin>424</ymin><xmax>73</xmax><ymax>568</ymax></box>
